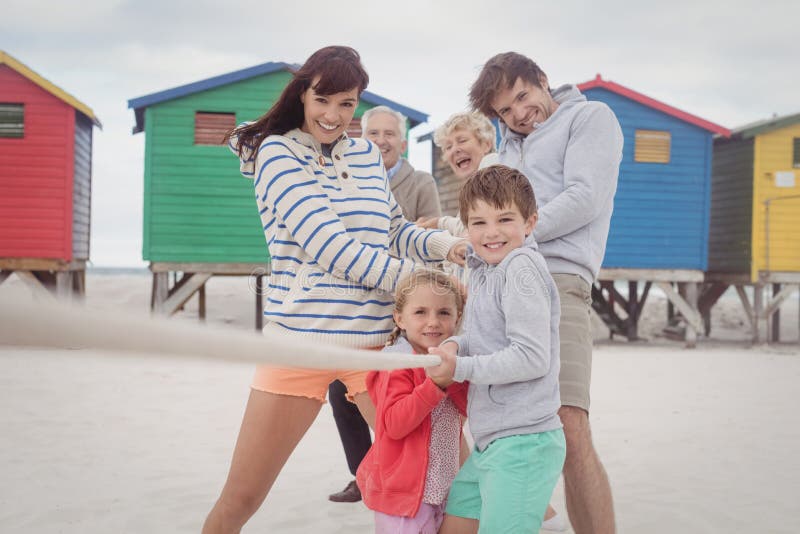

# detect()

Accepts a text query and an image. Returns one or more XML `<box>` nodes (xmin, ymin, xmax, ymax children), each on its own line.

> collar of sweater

<box><xmin>285</xmin><ymin>128</ymin><xmax>350</xmax><ymax>159</ymax></box>
<box><xmin>466</xmin><ymin>234</ymin><xmax>539</xmax><ymax>270</ymax></box>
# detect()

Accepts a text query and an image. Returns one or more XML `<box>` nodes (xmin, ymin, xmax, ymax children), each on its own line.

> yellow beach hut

<box><xmin>706</xmin><ymin>112</ymin><xmax>800</xmax><ymax>342</ymax></box>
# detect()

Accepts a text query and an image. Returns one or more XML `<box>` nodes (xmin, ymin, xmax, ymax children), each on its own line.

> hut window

<box><xmin>634</xmin><ymin>129</ymin><xmax>671</xmax><ymax>163</ymax></box>
<box><xmin>793</xmin><ymin>137</ymin><xmax>800</xmax><ymax>168</ymax></box>
<box><xmin>194</xmin><ymin>112</ymin><xmax>235</xmax><ymax>145</ymax></box>
<box><xmin>0</xmin><ymin>103</ymin><xmax>24</xmax><ymax>138</ymax></box>
<box><xmin>346</xmin><ymin>118</ymin><xmax>362</xmax><ymax>138</ymax></box>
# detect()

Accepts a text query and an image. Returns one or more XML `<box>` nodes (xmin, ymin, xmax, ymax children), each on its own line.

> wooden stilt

<box><xmin>771</xmin><ymin>283</ymin><xmax>781</xmax><ymax>342</ymax></box>
<box><xmin>753</xmin><ymin>284</ymin><xmax>763</xmax><ymax>343</ymax></box>
<box><xmin>684</xmin><ymin>282</ymin><xmax>698</xmax><ymax>348</ymax></box>
<box><xmin>655</xmin><ymin>281</ymin><xmax>703</xmax><ymax>346</ymax></box>
<box><xmin>733</xmin><ymin>285</ymin><xmax>755</xmax><ymax>330</ymax></box>
<box><xmin>153</xmin><ymin>272</ymin><xmax>169</xmax><ymax>314</ymax></box>
<box><xmin>15</xmin><ymin>271</ymin><xmax>56</xmax><ymax>300</ymax></box>
<box><xmin>0</xmin><ymin>261</ymin><xmax>85</xmax><ymax>301</ymax></box>
<box><xmin>161</xmin><ymin>273</ymin><xmax>212</xmax><ymax>316</ymax></box>
<box><xmin>198</xmin><ymin>283</ymin><xmax>206</xmax><ymax>322</ymax></box>
<box><xmin>627</xmin><ymin>281</ymin><xmax>639</xmax><ymax>340</ymax></box>
<box><xmin>148</xmin><ymin>262</ymin><xmax>270</xmax><ymax>325</ymax></box>
<box><xmin>76</xmin><ymin>270</ymin><xmax>86</xmax><ymax>298</ymax></box>
<box><xmin>255</xmin><ymin>275</ymin><xmax>264</xmax><ymax>331</ymax></box>
<box><xmin>55</xmin><ymin>271</ymin><xmax>72</xmax><ymax>303</ymax></box>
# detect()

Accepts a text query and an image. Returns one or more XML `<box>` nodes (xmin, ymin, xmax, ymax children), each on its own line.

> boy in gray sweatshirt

<box><xmin>427</xmin><ymin>165</ymin><xmax>565</xmax><ymax>533</ymax></box>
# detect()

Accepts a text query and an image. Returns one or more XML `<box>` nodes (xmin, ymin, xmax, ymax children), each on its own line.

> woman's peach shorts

<box><xmin>251</xmin><ymin>365</ymin><xmax>371</xmax><ymax>403</ymax></box>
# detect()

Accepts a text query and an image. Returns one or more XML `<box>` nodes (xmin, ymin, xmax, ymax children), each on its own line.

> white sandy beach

<box><xmin>1</xmin><ymin>271</ymin><xmax>799</xmax><ymax>533</ymax></box>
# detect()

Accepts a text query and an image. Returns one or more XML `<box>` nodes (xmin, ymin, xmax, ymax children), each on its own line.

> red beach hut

<box><xmin>0</xmin><ymin>51</ymin><xmax>101</xmax><ymax>299</ymax></box>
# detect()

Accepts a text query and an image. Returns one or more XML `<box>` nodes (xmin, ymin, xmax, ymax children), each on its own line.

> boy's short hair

<box><xmin>470</xmin><ymin>52</ymin><xmax>548</xmax><ymax>119</ymax></box>
<box><xmin>459</xmin><ymin>165</ymin><xmax>537</xmax><ymax>226</ymax></box>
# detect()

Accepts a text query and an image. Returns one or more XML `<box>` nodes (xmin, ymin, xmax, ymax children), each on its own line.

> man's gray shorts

<box><xmin>552</xmin><ymin>273</ymin><xmax>593</xmax><ymax>412</ymax></box>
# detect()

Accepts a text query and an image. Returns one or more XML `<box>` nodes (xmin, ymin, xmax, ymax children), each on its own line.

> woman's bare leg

<box><xmin>202</xmin><ymin>390</ymin><xmax>322</xmax><ymax>534</ymax></box>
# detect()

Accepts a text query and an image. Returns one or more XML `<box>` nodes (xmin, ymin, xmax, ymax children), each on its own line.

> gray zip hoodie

<box><xmin>449</xmin><ymin>237</ymin><xmax>561</xmax><ymax>451</ymax></box>
<box><xmin>498</xmin><ymin>84</ymin><xmax>623</xmax><ymax>284</ymax></box>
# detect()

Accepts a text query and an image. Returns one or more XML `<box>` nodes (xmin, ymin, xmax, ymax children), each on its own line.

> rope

<box><xmin>0</xmin><ymin>298</ymin><xmax>440</xmax><ymax>370</ymax></box>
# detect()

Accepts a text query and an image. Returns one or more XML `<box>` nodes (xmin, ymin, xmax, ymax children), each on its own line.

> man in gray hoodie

<box><xmin>469</xmin><ymin>52</ymin><xmax>623</xmax><ymax>534</ymax></box>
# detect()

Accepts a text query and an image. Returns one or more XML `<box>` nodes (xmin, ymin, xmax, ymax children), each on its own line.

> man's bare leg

<box><xmin>560</xmin><ymin>405</ymin><xmax>615</xmax><ymax>534</ymax></box>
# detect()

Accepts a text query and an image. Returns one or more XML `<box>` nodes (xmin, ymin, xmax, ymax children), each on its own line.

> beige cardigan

<box><xmin>389</xmin><ymin>159</ymin><xmax>441</xmax><ymax>221</ymax></box>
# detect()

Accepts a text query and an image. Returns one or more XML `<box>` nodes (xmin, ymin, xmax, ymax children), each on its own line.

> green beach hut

<box><xmin>128</xmin><ymin>61</ymin><xmax>427</xmax><ymax>326</ymax></box>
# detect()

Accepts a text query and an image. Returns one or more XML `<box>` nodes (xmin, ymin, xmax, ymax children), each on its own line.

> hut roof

<box><xmin>0</xmin><ymin>50</ymin><xmax>102</xmax><ymax>128</ymax></box>
<box><xmin>577</xmin><ymin>74</ymin><xmax>729</xmax><ymax>137</ymax></box>
<box><xmin>127</xmin><ymin>61</ymin><xmax>428</xmax><ymax>134</ymax></box>
<box><xmin>727</xmin><ymin>111</ymin><xmax>800</xmax><ymax>139</ymax></box>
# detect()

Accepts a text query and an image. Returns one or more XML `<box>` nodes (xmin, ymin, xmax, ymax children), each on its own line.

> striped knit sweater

<box><xmin>232</xmin><ymin>127</ymin><xmax>461</xmax><ymax>349</ymax></box>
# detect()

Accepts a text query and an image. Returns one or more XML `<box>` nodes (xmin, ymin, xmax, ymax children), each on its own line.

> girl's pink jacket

<box><xmin>356</xmin><ymin>354</ymin><xmax>468</xmax><ymax>518</ymax></box>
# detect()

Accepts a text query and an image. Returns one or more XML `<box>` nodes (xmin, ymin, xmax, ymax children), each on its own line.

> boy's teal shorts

<box><xmin>445</xmin><ymin>429</ymin><xmax>566</xmax><ymax>533</ymax></box>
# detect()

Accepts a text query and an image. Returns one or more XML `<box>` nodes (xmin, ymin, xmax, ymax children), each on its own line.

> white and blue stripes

<box><xmin>233</xmin><ymin>127</ymin><xmax>461</xmax><ymax>349</ymax></box>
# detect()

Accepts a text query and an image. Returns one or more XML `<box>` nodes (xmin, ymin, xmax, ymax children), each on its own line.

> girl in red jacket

<box><xmin>357</xmin><ymin>270</ymin><xmax>468</xmax><ymax>534</ymax></box>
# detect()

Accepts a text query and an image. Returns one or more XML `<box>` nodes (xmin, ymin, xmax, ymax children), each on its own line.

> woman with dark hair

<box><xmin>202</xmin><ymin>46</ymin><xmax>466</xmax><ymax>533</ymax></box>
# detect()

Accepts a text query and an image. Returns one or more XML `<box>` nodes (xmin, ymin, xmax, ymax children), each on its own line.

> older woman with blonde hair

<box><xmin>417</xmin><ymin>111</ymin><xmax>497</xmax><ymax>237</ymax></box>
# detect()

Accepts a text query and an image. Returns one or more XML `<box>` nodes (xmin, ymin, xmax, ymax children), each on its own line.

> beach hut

<box><xmin>706</xmin><ymin>112</ymin><xmax>800</xmax><ymax>342</ymax></box>
<box><xmin>0</xmin><ymin>51</ymin><xmax>101</xmax><ymax>300</ymax></box>
<box><xmin>577</xmin><ymin>75</ymin><xmax>729</xmax><ymax>345</ymax></box>
<box><xmin>127</xmin><ymin>61</ymin><xmax>427</xmax><ymax>327</ymax></box>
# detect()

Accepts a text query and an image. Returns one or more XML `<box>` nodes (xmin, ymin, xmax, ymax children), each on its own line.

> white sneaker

<box><xmin>541</xmin><ymin>511</ymin><xmax>568</xmax><ymax>531</ymax></box>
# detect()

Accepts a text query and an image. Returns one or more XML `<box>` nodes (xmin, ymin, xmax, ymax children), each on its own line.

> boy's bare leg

<box><xmin>560</xmin><ymin>405</ymin><xmax>615</xmax><ymax>534</ymax></box>
<box><xmin>202</xmin><ymin>390</ymin><xmax>322</xmax><ymax>534</ymax></box>
<box><xmin>438</xmin><ymin>515</ymin><xmax>479</xmax><ymax>534</ymax></box>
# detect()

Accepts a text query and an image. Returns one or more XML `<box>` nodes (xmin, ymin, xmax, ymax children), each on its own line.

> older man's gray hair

<box><xmin>361</xmin><ymin>105</ymin><xmax>407</xmax><ymax>138</ymax></box>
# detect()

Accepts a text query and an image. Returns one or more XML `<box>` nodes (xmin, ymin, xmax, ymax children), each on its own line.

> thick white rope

<box><xmin>0</xmin><ymin>298</ymin><xmax>440</xmax><ymax>370</ymax></box>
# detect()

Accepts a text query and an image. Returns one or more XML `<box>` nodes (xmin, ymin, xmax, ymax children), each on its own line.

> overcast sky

<box><xmin>3</xmin><ymin>0</ymin><xmax>798</xmax><ymax>266</ymax></box>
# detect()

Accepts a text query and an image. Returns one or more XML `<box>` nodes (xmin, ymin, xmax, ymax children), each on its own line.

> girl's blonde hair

<box><xmin>386</xmin><ymin>269</ymin><xmax>465</xmax><ymax>346</ymax></box>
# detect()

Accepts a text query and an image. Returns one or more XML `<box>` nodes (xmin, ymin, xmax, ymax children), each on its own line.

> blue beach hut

<box><xmin>577</xmin><ymin>75</ymin><xmax>729</xmax><ymax>344</ymax></box>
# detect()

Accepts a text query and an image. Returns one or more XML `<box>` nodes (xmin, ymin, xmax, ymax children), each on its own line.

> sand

<box><xmin>1</xmin><ymin>271</ymin><xmax>799</xmax><ymax>533</ymax></box>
